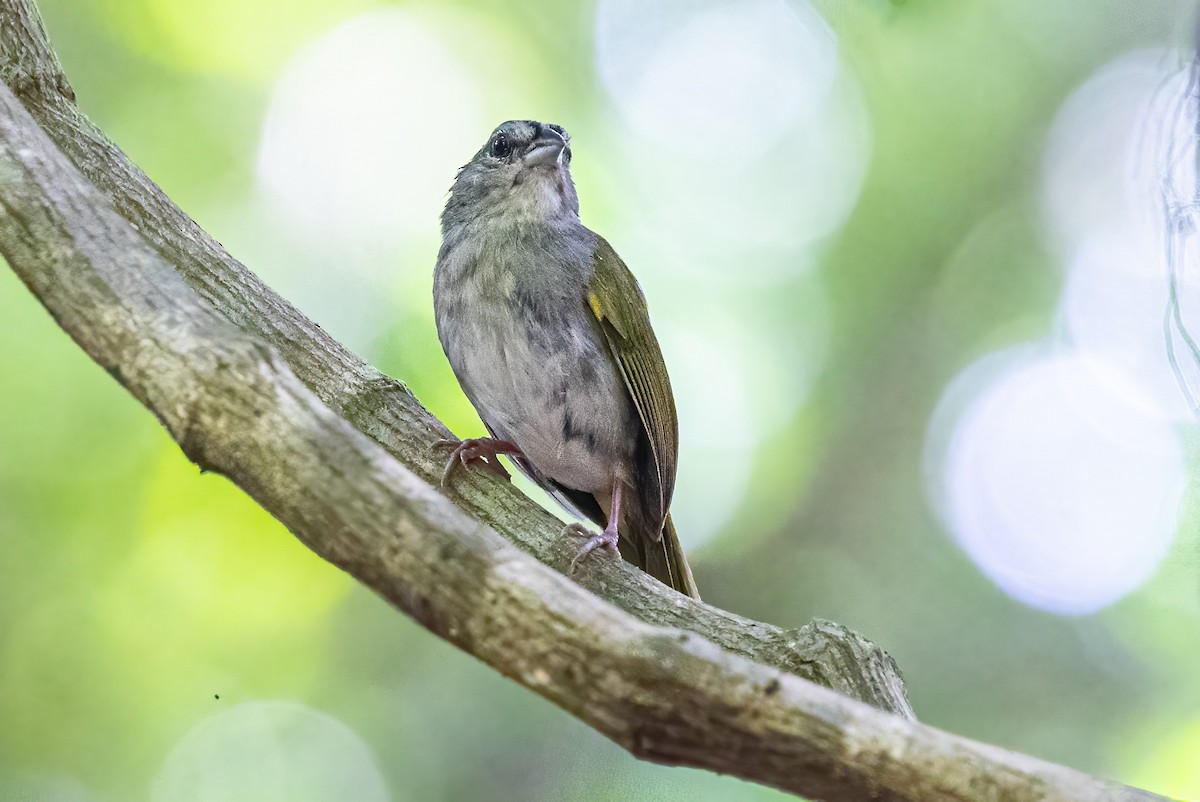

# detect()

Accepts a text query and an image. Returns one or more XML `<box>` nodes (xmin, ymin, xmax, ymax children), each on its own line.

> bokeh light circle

<box><xmin>596</xmin><ymin>0</ymin><xmax>838</xmax><ymax>160</ymax></box>
<box><xmin>596</xmin><ymin>0</ymin><xmax>869</xmax><ymax>284</ymax></box>
<box><xmin>1043</xmin><ymin>49</ymin><xmax>1200</xmax><ymax>422</ymax></box>
<box><xmin>257</xmin><ymin>9</ymin><xmax>485</xmax><ymax>247</ymax></box>
<box><xmin>926</xmin><ymin>346</ymin><xmax>1184</xmax><ymax>615</ymax></box>
<box><xmin>1058</xmin><ymin>232</ymin><xmax>1196</xmax><ymax>421</ymax></box>
<box><xmin>1041</xmin><ymin>49</ymin><xmax>1171</xmax><ymax>253</ymax></box>
<box><xmin>662</xmin><ymin>301</ymin><xmax>825</xmax><ymax>546</ymax></box>
<box><xmin>151</xmin><ymin>701</ymin><xmax>389</xmax><ymax>802</ymax></box>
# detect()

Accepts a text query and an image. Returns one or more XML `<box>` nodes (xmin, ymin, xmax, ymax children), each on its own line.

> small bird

<box><xmin>433</xmin><ymin>120</ymin><xmax>699</xmax><ymax>599</ymax></box>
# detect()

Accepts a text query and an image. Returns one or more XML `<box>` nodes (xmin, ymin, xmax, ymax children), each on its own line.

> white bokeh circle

<box><xmin>927</xmin><ymin>346</ymin><xmax>1184</xmax><ymax>615</ymax></box>
<box><xmin>152</xmin><ymin>701</ymin><xmax>389</xmax><ymax>802</ymax></box>
<box><xmin>257</xmin><ymin>9</ymin><xmax>485</xmax><ymax>247</ymax></box>
<box><xmin>1044</xmin><ymin>50</ymin><xmax>1200</xmax><ymax>422</ymax></box>
<box><xmin>596</xmin><ymin>0</ymin><xmax>870</xmax><ymax>285</ymax></box>
<box><xmin>596</xmin><ymin>0</ymin><xmax>838</xmax><ymax>160</ymax></box>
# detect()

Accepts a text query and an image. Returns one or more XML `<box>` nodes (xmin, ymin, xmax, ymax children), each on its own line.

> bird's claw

<box><xmin>565</xmin><ymin>523</ymin><xmax>619</xmax><ymax>574</ymax></box>
<box><xmin>432</xmin><ymin>437</ymin><xmax>518</xmax><ymax>488</ymax></box>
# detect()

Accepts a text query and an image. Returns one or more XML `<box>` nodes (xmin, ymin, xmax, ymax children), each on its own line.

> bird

<box><xmin>432</xmin><ymin>120</ymin><xmax>699</xmax><ymax>600</ymax></box>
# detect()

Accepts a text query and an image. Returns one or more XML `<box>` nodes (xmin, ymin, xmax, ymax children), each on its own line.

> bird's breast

<box><xmin>434</xmin><ymin>255</ymin><xmax>634</xmax><ymax>496</ymax></box>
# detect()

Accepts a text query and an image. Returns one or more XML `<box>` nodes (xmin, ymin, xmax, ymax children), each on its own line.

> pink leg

<box><xmin>568</xmin><ymin>481</ymin><xmax>622</xmax><ymax>573</ymax></box>
<box><xmin>431</xmin><ymin>437</ymin><xmax>524</xmax><ymax>488</ymax></box>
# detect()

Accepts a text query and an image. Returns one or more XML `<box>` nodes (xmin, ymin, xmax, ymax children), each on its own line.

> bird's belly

<box><xmin>513</xmin><ymin>420</ymin><xmax>614</xmax><ymax>494</ymax></box>
<box><xmin>442</xmin><ymin>300</ymin><xmax>632</xmax><ymax>495</ymax></box>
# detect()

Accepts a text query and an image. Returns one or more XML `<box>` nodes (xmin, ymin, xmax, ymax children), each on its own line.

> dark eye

<box><xmin>490</xmin><ymin>133</ymin><xmax>512</xmax><ymax>159</ymax></box>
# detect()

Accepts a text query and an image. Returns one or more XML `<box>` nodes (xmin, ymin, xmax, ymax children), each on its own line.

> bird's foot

<box><xmin>431</xmin><ymin>437</ymin><xmax>523</xmax><ymax>488</ymax></box>
<box><xmin>565</xmin><ymin>523</ymin><xmax>619</xmax><ymax>574</ymax></box>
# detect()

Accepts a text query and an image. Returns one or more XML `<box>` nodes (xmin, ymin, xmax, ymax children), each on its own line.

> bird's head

<box><xmin>442</xmin><ymin>120</ymin><xmax>579</xmax><ymax>236</ymax></box>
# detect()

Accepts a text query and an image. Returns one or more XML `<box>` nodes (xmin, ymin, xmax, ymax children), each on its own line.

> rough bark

<box><xmin>0</xmin><ymin>1</ymin><xmax>1173</xmax><ymax>799</ymax></box>
<box><xmin>0</xmin><ymin>0</ymin><xmax>915</xmax><ymax>720</ymax></box>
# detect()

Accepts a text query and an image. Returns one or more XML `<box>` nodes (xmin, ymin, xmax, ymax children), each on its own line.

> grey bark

<box><xmin>0</xmin><ymin>1</ymin><xmax>1173</xmax><ymax>799</ymax></box>
<box><xmin>0</xmin><ymin>0</ymin><xmax>912</xmax><ymax>719</ymax></box>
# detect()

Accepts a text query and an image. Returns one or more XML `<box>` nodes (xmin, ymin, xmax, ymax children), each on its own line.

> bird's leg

<box><xmin>431</xmin><ymin>437</ymin><xmax>524</xmax><ymax>488</ymax></box>
<box><xmin>568</xmin><ymin>481</ymin><xmax>622</xmax><ymax>574</ymax></box>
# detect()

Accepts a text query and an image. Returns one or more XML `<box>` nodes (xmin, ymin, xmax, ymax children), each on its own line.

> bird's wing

<box><xmin>585</xmin><ymin>236</ymin><xmax>678</xmax><ymax>530</ymax></box>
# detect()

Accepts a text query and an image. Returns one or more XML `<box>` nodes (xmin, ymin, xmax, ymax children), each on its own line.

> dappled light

<box><xmin>5</xmin><ymin>0</ymin><xmax>1200</xmax><ymax>799</ymax></box>
<box><xmin>595</xmin><ymin>0</ymin><xmax>838</xmax><ymax>158</ymax></box>
<box><xmin>597</xmin><ymin>0</ymin><xmax>870</xmax><ymax>285</ymax></box>
<box><xmin>666</xmin><ymin>309</ymin><xmax>825</xmax><ymax>545</ymax></box>
<box><xmin>1044</xmin><ymin>49</ymin><xmax>1200</xmax><ymax>421</ymax></box>
<box><xmin>927</xmin><ymin>346</ymin><xmax>1184</xmax><ymax>614</ymax></box>
<box><xmin>257</xmin><ymin>10</ymin><xmax>485</xmax><ymax>247</ymax></box>
<box><xmin>152</xmin><ymin>702</ymin><xmax>390</xmax><ymax>802</ymax></box>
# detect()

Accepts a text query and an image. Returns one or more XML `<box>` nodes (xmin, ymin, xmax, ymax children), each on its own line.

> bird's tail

<box><xmin>631</xmin><ymin>513</ymin><xmax>700</xmax><ymax>600</ymax></box>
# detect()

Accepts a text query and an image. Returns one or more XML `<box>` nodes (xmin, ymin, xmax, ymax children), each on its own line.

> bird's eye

<box><xmin>491</xmin><ymin>133</ymin><xmax>512</xmax><ymax>159</ymax></box>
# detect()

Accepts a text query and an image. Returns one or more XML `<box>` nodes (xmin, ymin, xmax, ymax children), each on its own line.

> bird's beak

<box><xmin>522</xmin><ymin>131</ymin><xmax>567</xmax><ymax>168</ymax></box>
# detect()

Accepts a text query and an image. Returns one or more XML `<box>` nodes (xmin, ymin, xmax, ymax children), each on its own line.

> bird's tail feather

<box><xmin>637</xmin><ymin>514</ymin><xmax>700</xmax><ymax>600</ymax></box>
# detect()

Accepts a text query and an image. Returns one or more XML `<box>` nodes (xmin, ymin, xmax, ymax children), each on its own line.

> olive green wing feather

<box><xmin>586</xmin><ymin>236</ymin><xmax>678</xmax><ymax>530</ymax></box>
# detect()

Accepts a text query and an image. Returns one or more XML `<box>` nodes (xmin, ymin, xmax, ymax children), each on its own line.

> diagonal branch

<box><xmin>0</xmin><ymin>1</ymin><xmax>1172</xmax><ymax>799</ymax></box>
<box><xmin>0</xmin><ymin>0</ymin><xmax>914</xmax><ymax>719</ymax></box>
<box><xmin>0</xmin><ymin>76</ymin><xmax>1168</xmax><ymax>802</ymax></box>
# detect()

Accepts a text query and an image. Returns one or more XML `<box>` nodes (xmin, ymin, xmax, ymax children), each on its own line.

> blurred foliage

<box><xmin>3</xmin><ymin>0</ymin><xmax>1199</xmax><ymax>800</ymax></box>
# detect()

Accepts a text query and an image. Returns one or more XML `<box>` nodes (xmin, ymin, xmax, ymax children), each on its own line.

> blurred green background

<box><xmin>3</xmin><ymin>0</ymin><xmax>1200</xmax><ymax>799</ymax></box>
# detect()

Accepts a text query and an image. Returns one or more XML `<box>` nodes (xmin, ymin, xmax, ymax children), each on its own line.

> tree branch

<box><xmin>0</xmin><ymin>0</ymin><xmax>915</xmax><ymax>719</ymax></box>
<box><xmin>0</xmin><ymin>1</ymin><xmax>1171</xmax><ymax>799</ymax></box>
